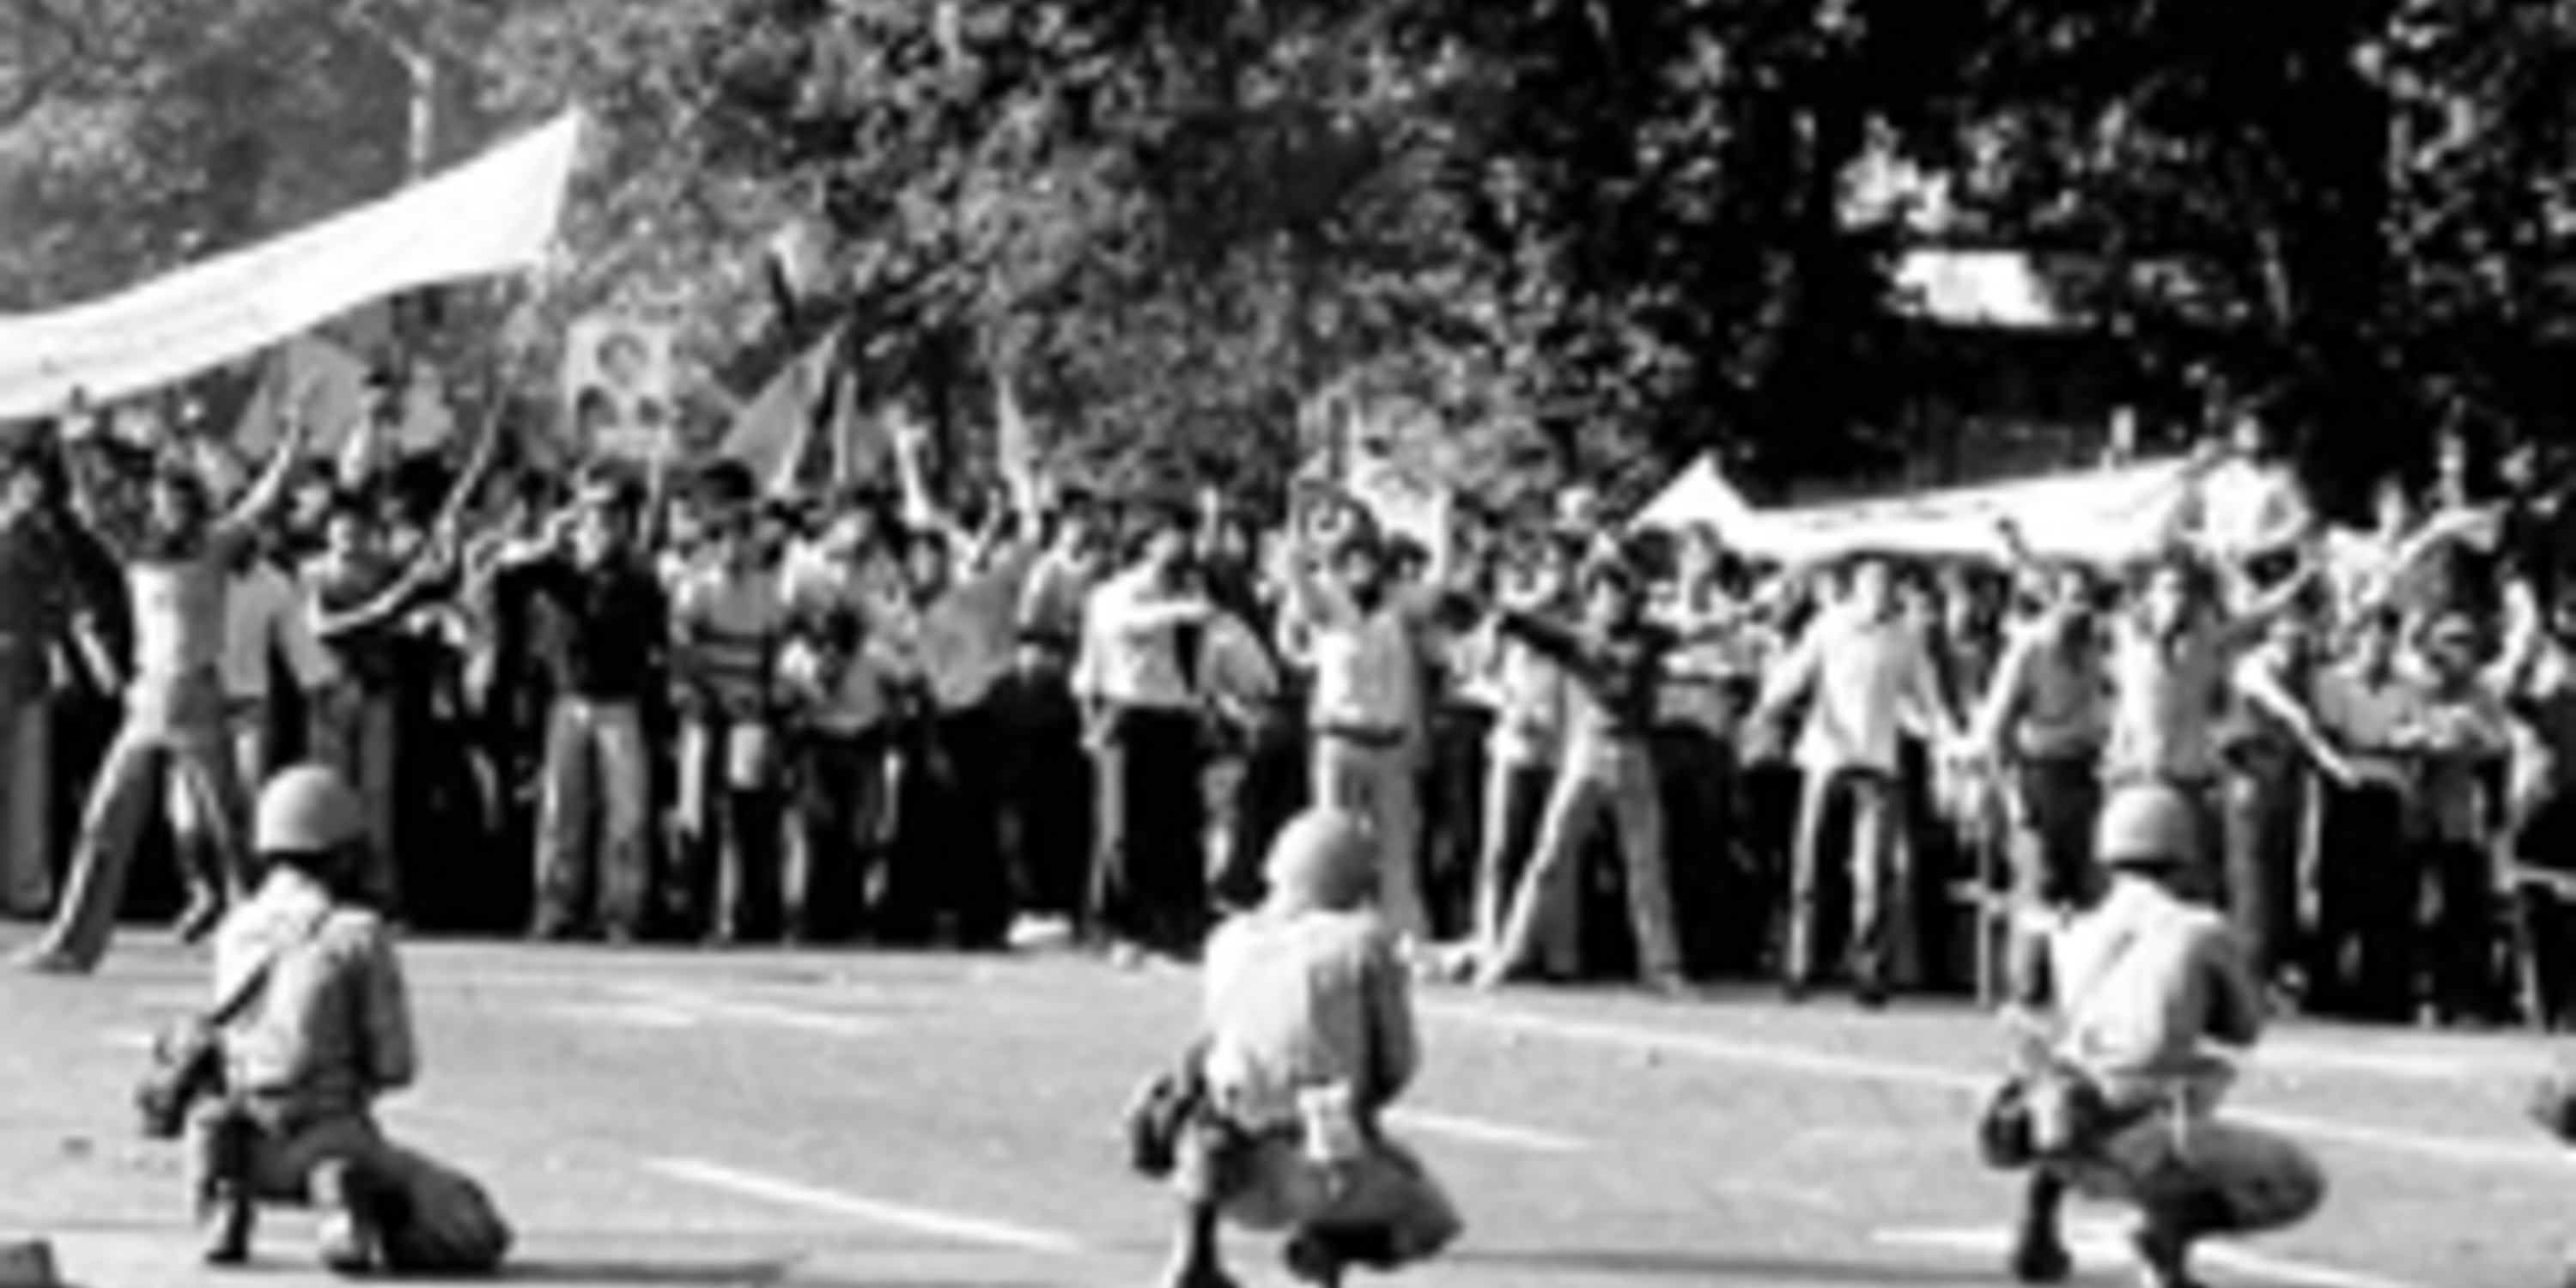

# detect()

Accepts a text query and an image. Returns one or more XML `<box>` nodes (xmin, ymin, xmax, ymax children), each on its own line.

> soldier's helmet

<box><xmin>255</xmin><ymin>765</ymin><xmax>368</xmax><ymax>859</ymax></box>
<box><xmin>1263</xmin><ymin>809</ymin><xmax>1380</xmax><ymax>913</ymax></box>
<box><xmin>2095</xmin><ymin>783</ymin><xmax>2201</xmax><ymax>872</ymax></box>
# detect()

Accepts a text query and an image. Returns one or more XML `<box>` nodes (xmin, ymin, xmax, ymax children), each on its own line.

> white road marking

<box><xmin>1431</xmin><ymin>1002</ymin><xmax>1989</xmax><ymax>1094</ymax></box>
<box><xmin>547</xmin><ymin>1001</ymin><xmax>704</xmax><ymax>1030</ymax></box>
<box><xmin>1876</xmin><ymin>1220</ymin><xmax>2432</xmax><ymax>1288</ymax></box>
<box><xmin>98</xmin><ymin>1028</ymin><xmax>155</xmax><ymax>1051</ymax></box>
<box><xmin>612</xmin><ymin>987</ymin><xmax>885</xmax><ymax>1038</ymax></box>
<box><xmin>2251</xmin><ymin>1042</ymin><xmax>2478</xmax><ymax>1082</ymax></box>
<box><xmin>1433</xmin><ymin>1000</ymin><xmax>2576</xmax><ymax>1176</ymax></box>
<box><xmin>1386</xmin><ymin>1108</ymin><xmax>1589</xmax><ymax>1154</ymax></box>
<box><xmin>647</xmin><ymin>1157</ymin><xmax>1084</xmax><ymax>1255</ymax></box>
<box><xmin>2228</xmin><ymin>1104</ymin><xmax>2573</xmax><ymax>1173</ymax></box>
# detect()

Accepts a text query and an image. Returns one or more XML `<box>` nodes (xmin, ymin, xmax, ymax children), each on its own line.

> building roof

<box><xmin>1894</xmin><ymin>249</ymin><xmax>2067</xmax><ymax>331</ymax></box>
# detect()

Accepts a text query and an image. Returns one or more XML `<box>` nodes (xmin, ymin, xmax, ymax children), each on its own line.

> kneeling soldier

<box><xmin>2007</xmin><ymin>783</ymin><xmax>2324</xmax><ymax>1288</ymax></box>
<box><xmin>196</xmin><ymin>764</ymin><xmax>510</xmax><ymax>1275</ymax></box>
<box><xmin>1162</xmin><ymin>809</ymin><xmax>1463</xmax><ymax>1288</ymax></box>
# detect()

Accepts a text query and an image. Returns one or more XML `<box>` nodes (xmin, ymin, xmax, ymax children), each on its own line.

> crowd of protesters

<box><xmin>4</xmin><ymin>383</ymin><xmax>2576</xmax><ymax>1031</ymax></box>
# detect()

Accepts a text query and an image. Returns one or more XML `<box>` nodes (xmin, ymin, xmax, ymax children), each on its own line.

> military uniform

<box><xmin>196</xmin><ymin>769</ymin><xmax>508</xmax><ymax>1273</ymax></box>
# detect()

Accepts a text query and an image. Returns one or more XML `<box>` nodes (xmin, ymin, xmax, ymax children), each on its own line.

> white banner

<box><xmin>1637</xmin><ymin>454</ymin><xmax>2195</xmax><ymax>567</ymax></box>
<box><xmin>1757</xmin><ymin>459</ymin><xmax>2193</xmax><ymax>565</ymax></box>
<box><xmin>0</xmin><ymin>111</ymin><xmax>584</xmax><ymax>422</ymax></box>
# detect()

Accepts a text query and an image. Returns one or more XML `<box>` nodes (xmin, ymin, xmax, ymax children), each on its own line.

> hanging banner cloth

<box><xmin>0</xmin><ymin>110</ymin><xmax>585</xmax><ymax>422</ymax></box>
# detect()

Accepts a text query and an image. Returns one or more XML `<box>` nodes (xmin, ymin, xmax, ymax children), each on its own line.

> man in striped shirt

<box><xmin>670</xmin><ymin>488</ymin><xmax>788</xmax><ymax>943</ymax></box>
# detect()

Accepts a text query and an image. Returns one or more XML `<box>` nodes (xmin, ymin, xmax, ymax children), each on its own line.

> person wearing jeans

<box><xmin>1974</xmin><ymin>569</ymin><xmax>2109</xmax><ymax>908</ymax></box>
<box><xmin>1279</xmin><ymin>528</ymin><xmax>1434</xmax><ymax>947</ymax></box>
<box><xmin>512</xmin><ymin>475</ymin><xmax>667</xmax><ymax>943</ymax></box>
<box><xmin>2224</xmin><ymin>614</ymin><xmax>2354</xmax><ymax>999</ymax></box>
<box><xmin>1470</xmin><ymin>545</ymin><xmax>1574</xmax><ymax>977</ymax></box>
<box><xmin>1476</xmin><ymin>556</ymin><xmax>1684</xmax><ymax>992</ymax></box>
<box><xmin>1759</xmin><ymin>559</ymin><xmax>1961</xmax><ymax>1004</ymax></box>
<box><xmin>16</xmin><ymin>414</ymin><xmax>311</xmax><ymax>974</ymax></box>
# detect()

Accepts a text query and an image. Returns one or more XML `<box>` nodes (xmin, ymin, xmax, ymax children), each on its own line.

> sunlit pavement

<box><xmin>4</xmin><ymin>923</ymin><xmax>2572</xmax><ymax>1287</ymax></box>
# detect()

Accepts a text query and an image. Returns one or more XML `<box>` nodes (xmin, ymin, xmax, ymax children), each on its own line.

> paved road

<box><xmin>3</xmin><ymin>924</ymin><xmax>2573</xmax><ymax>1287</ymax></box>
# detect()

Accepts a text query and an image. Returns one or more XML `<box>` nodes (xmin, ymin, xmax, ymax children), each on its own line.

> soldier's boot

<box><xmin>1156</xmin><ymin>1200</ymin><xmax>1240</xmax><ymax>1288</ymax></box>
<box><xmin>197</xmin><ymin>1183</ymin><xmax>256</xmax><ymax>1267</ymax></box>
<box><xmin>1288</xmin><ymin>1225</ymin><xmax>1406</xmax><ymax>1287</ymax></box>
<box><xmin>2007</xmin><ymin>1170</ymin><xmax>2074</xmax><ymax>1284</ymax></box>
<box><xmin>2131</xmin><ymin>1191</ymin><xmax>2235</xmax><ymax>1288</ymax></box>
<box><xmin>310</xmin><ymin>1160</ymin><xmax>381</xmax><ymax>1277</ymax></box>
<box><xmin>194</xmin><ymin>1105</ymin><xmax>258</xmax><ymax>1267</ymax></box>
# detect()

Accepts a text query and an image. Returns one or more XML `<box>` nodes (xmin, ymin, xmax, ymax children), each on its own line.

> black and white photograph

<box><xmin>2</xmin><ymin>4</ymin><xmax>2574</xmax><ymax>1288</ymax></box>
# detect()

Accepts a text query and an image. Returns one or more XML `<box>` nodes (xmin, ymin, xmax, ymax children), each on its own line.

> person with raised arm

<box><xmin>15</xmin><ymin>406</ymin><xmax>313</xmax><ymax>973</ymax></box>
<box><xmin>1275</xmin><ymin>515</ymin><xmax>1436</xmax><ymax>949</ymax></box>
<box><xmin>1474</xmin><ymin>551</ymin><xmax>1689</xmax><ymax>994</ymax></box>
<box><xmin>1076</xmin><ymin>501</ymin><xmax>1218</xmax><ymax>960</ymax></box>
<box><xmin>2099</xmin><ymin>549</ymin><xmax>2323</xmax><ymax>875</ymax></box>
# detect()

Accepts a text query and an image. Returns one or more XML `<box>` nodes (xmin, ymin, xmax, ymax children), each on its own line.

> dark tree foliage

<box><xmin>7</xmin><ymin>0</ymin><xmax>2574</xmax><ymax>511</ymax></box>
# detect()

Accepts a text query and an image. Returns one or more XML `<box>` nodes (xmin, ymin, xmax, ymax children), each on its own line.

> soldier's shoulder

<box><xmin>317</xmin><ymin>904</ymin><xmax>399</xmax><ymax>949</ymax></box>
<box><xmin>2159</xmin><ymin>900</ymin><xmax>2240</xmax><ymax>952</ymax></box>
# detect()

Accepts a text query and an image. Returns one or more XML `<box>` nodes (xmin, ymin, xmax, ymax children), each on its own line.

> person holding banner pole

<box><xmin>15</xmin><ymin>410</ymin><xmax>313</xmax><ymax>974</ymax></box>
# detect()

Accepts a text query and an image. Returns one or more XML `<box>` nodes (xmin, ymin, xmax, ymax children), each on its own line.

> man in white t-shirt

<box><xmin>2190</xmin><ymin>410</ymin><xmax>2314</xmax><ymax>603</ymax></box>
<box><xmin>1758</xmin><ymin>558</ymin><xmax>1961</xmax><ymax>1004</ymax></box>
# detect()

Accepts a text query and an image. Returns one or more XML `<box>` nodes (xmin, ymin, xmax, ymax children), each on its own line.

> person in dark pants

<box><xmin>667</xmin><ymin>499</ymin><xmax>789</xmax><ymax>944</ymax></box>
<box><xmin>1078</xmin><ymin>506</ymin><xmax>1213</xmax><ymax>961</ymax></box>
<box><xmin>0</xmin><ymin>443</ymin><xmax>92</xmax><ymax>920</ymax></box>
<box><xmin>455</xmin><ymin>471</ymin><xmax>566</xmax><ymax>935</ymax></box>
<box><xmin>2501</xmin><ymin>585</ymin><xmax>2576</xmax><ymax>1029</ymax></box>
<box><xmin>2221</xmin><ymin>611</ymin><xmax>2354</xmax><ymax>1003</ymax></box>
<box><xmin>1654</xmin><ymin>524</ymin><xmax>1748</xmax><ymax>980</ymax></box>
<box><xmin>2404</xmin><ymin>613</ymin><xmax>2512</xmax><ymax>1024</ymax></box>
<box><xmin>776</xmin><ymin>609</ymin><xmax>894</xmax><ymax>942</ymax></box>
<box><xmin>1974</xmin><ymin>565</ymin><xmax>2110</xmax><ymax>945</ymax></box>
<box><xmin>2309</xmin><ymin>609</ymin><xmax>2420</xmax><ymax>1021</ymax></box>
<box><xmin>884</xmin><ymin>519</ymin><xmax>1031</xmax><ymax>949</ymax></box>
<box><xmin>989</xmin><ymin>656</ymin><xmax>1094</xmax><ymax>927</ymax></box>
<box><xmin>1001</xmin><ymin>496</ymin><xmax>1105</xmax><ymax>933</ymax></box>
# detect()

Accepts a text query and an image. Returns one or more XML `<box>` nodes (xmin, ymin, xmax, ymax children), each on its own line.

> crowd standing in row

<box><xmin>4</xmin><ymin>392</ymin><xmax>2576</xmax><ymax>1038</ymax></box>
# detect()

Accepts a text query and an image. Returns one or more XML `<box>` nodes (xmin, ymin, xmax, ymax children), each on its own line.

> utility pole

<box><xmin>341</xmin><ymin>0</ymin><xmax>441</xmax><ymax>181</ymax></box>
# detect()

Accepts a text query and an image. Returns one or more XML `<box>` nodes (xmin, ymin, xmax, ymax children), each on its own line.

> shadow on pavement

<box><xmin>1457</xmin><ymin>1248</ymin><xmax>2004</xmax><ymax>1285</ymax></box>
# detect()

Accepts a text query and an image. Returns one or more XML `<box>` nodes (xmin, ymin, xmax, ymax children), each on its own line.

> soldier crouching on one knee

<box><xmin>1157</xmin><ymin>808</ymin><xmax>1463</xmax><ymax>1288</ymax></box>
<box><xmin>2000</xmin><ymin>783</ymin><xmax>2324</xmax><ymax>1288</ymax></box>
<box><xmin>194</xmin><ymin>764</ymin><xmax>510</xmax><ymax>1275</ymax></box>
